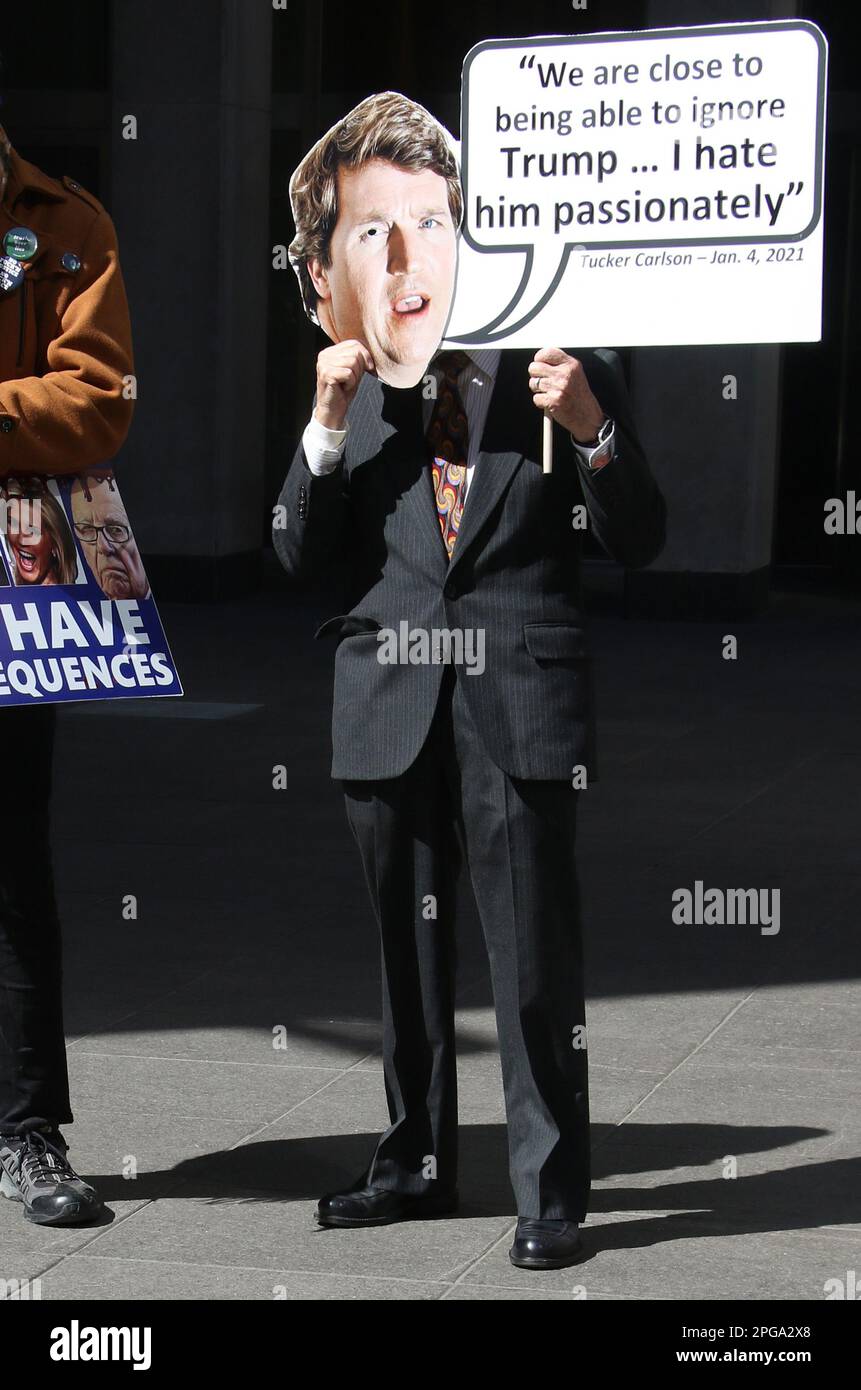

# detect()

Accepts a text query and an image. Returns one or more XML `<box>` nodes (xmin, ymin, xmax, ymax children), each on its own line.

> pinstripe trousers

<box><xmin>343</xmin><ymin>663</ymin><xmax>590</xmax><ymax>1220</ymax></box>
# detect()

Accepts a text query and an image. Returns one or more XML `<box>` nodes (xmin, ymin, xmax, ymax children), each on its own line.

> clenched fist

<box><xmin>313</xmin><ymin>340</ymin><xmax>376</xmax><ymax>431</ymax></box>
<box><xmin>528</xmin><ymin>347</ymin><xmax>606</xmax><ymax>443</ymax></box>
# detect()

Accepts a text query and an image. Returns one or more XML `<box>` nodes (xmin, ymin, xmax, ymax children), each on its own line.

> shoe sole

<box><xmin>509</xmin><ymin>1244</ymin><xmax>586</xmax><ymax>1270</ymax></box>
<box><xmin>316</xmin><ymin>1199</ymin><xmax>458</xmax><ymax>1228</ymax></box>
<box><xmin>1</xmin><ymin>1166</ymin><xmax>103</xmax><ymax>1226</ymax></box>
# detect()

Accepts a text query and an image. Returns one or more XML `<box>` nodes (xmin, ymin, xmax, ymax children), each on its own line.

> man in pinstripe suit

<box><xmin>275</xmin><ymin>102</ymin><xmax>666</xmax><ymax>1270</ymax></box>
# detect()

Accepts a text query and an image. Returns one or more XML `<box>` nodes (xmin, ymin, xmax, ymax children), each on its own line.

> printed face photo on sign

<box><xmin>0</xmin><ymin>478</ymin><xmax>86</xmax><ymax>587</ymax></box>
<box><xmin>70</xmin><ymin>474</ymin><xmax>151</xmax><ymax>602</ymax></box>
<box><xmin>289</xmin><ymin>92</ymin><xmax>463</xmax><ymax>388</ymax></box>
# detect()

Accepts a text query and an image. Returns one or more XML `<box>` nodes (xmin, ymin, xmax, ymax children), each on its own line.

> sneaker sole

<box><xmin>23</xmin><ymin>1202</ymin><xmax>103</xmax><ymax>1227</ymax></box>
<box><xmin>1</xmin><ymin>1165</ymin><xmax>103</xmax><ymax>1226</ymax></box>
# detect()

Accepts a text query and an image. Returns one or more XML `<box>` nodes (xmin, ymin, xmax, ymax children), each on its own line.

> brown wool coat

<box><xmin>0</xmin><ymin>130</ymin><xmax>134</xmax><ymax>475</ymax></box>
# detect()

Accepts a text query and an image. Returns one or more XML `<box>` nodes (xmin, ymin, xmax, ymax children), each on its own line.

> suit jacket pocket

<box><xmin>523</xmin><ymin>622</ymin><xmax>588</xmax><ymax>661</ymax></box>
<box><xmin>314</xmin><ymin>614</ymin><xmax>383</xmax><ymax>641</ymax></box>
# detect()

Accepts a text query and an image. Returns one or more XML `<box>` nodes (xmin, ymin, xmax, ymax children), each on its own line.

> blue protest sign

<box><xmin>0</xmin><ymin>470</ymin><xmax>181</xmax><ymax>706</ymax></box>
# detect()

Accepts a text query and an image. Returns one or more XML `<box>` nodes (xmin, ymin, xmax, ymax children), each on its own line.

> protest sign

<box><xmin>0</xmin><ymin>471</ymin><xmax>181</xmax><ymax>707</ymax></box>
<box><xmin>444</xmin><ymin>20</ymin><xmax>827</xmax><ymax>348</ymax></box>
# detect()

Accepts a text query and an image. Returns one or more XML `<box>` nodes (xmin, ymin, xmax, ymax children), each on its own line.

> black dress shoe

<box><xmin>316</xmin><ymin>1182</ymin><xmax>458</xmax><ymax>1228</ymax></box>
<box><xmin>509</xmin><ymin>1218</ymin><xmax>585</xmax><ymax>1269</ymax></box>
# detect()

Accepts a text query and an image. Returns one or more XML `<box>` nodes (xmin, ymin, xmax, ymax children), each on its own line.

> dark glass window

<box><xmin>0</xmin><ymin>1</ymin><xmax>110</xmax><ymax>92</ymax></box>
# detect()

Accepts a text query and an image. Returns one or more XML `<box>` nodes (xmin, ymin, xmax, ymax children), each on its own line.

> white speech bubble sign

<box><xmin>443</xmin><ymin>20</ymin><xmax>827</xmax><ymax>349</ymax></box>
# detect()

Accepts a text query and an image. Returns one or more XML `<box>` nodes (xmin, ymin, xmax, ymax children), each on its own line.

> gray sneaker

<box><xmin>0</xmin><ymin>1128</ymin><xmax>103</xmax><ymax>1226</ymax></box>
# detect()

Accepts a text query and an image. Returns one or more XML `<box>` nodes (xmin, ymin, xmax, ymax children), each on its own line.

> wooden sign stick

<box><xmin>543</xmin><ymin>411</ymin><xmax>553</xmax><ymax>474</ymax></box>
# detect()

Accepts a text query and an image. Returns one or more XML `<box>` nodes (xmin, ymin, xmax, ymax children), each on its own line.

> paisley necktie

<box><xmin>427</xmin><ymin>350</ymin><xmax>471</xmax><ymax>560</ymax></box>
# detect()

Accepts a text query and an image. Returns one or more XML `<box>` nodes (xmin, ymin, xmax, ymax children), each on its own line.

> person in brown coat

<box><xmin>0</xmin><ymin>124</ymin><xmax>134</xmax><ymax>1225</ymax></box>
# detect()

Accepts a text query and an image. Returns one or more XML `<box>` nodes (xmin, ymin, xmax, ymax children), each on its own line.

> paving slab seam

<box><xmin>592</xmin><ymin>722</ymin><xmax>704</xmax><ymax>772</ymax></box>
<box><xmin>438</xmin><ymin>1222</ymin><xmax>519</xmax><ymax>1295</ymax></box>
<box><xmin>587</xmin><ymin>1205</ymin><xmax>861</xmax><ymax>1239</ymax></box>
<box><xmin>65</xmin><ymin>951</ymin><xmax>251</xmax><ymax>1053</ymax></box>
<box><xmin>70</xmin><ymin>1105</ymin><xmax>340</xmax><ymax>1125</ymax></box>
<box><xmin>67</xmin><ymin>1048</ymin><xmax>350</xmax><ymax>1075</ymax></box>
<box><xmin>591</xmin><ymin>989</ymin><xmax>759</xmax><ymax>1155</ymax></box>
<box><xmin>0</xmin><ymin>1200</ymin><xmax>155</xmax><ymax>1298</ymax></box>
<box><xmin>223</xmin><ymin>1067</ymin><xmax>370</xmax><ymax>1153</ymax></box>
<box><xmin>454</xmin><ymin>1283</ymin><xmax>687</xmax><ymax>1300</ymax></box>
<box><xmin>683</xmin><ymin>748</ymin><xmax>829</xmax><ymax>845</ymax></box>
<box><xmin>37</xmin><ymin>1252</ymin><xmax>456</xmax><ymax>1290</ymax></box>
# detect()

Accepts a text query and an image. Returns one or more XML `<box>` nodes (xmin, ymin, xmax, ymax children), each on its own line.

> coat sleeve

<box><xmin>574</xmin><ymin>350</ymin><xmax>666</xmax><ymax>570</ymax></box>
<box><xmin>0</xmin><ymin>208</ymin><xmax>135</xmax><ymax>475</ymax></box>
<box><xmin>272</xmin><ymin>435</ymin><xmax>351</xmax><ymax>589</ymax></box>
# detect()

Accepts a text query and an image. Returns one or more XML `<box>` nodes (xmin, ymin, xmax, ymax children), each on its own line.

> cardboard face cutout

<box><xmin>289</xmin><ymin>92</ymin><xmax>461</xmax><ymax>388</ymax></box>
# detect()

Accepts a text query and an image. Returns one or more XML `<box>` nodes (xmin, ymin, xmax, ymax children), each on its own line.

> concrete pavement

<box><xmin>2</xmin><ymin>580</ymin><xmax>859</xmax><ymax>1300</ymax></box>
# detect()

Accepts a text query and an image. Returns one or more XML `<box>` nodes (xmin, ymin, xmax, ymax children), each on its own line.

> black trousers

<box><xmin>344</xmin><ymin>665</ymin><xmax>590</xmax><ymax>1220</ymax></box>
<box><xmin>0</xmin><ymin>704</ymin><xmax>72</xmax><ymax>1135</ymax></box>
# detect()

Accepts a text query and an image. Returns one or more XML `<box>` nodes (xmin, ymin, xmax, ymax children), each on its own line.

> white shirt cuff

<box><xmin>302</xmin><ymin>415</ymin><xmax>348</xmax><ymax>475</ymax></box>
<box><xmin>570</xmin><ymin>423</ymin><xmax>616</xmax><ymax>471</ymax></box>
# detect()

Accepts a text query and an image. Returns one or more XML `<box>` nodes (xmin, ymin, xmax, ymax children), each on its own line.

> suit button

<box><xmin>0</xmin><ymin>418</ymin><xmax>14</xmax><ymax>434</ymax></box>
<box><xmin>444</xmin><ymin>581</ymin><xmax>459</xmax><ymax>599</ymax></box>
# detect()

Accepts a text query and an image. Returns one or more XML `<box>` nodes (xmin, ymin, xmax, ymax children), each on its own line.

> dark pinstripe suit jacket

<box><xmin>274</xmin><ymin>349</ymin><xmax>665</xmax><ymax>781</ymax></box>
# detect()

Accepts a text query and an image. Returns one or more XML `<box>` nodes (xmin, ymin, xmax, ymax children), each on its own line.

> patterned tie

<box><xmin>427</xmin><ymin>350</ymin><xmax>471</xmax><ymax>559</ymax></box>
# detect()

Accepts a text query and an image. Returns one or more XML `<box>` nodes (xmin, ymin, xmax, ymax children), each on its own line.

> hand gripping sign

<box><xmin>444</xmin><ymin>20</ymin><xmax>827</xmax><ymax>352</ymax></box>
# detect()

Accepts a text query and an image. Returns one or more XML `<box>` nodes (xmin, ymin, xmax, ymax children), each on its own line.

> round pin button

<box><xmin>3</xmin><ymin>227</ymin><xmax>38</xmax><ymax>262</ymax></box>
<box><xmin>0</xmin><ymin>255</ymin><xmax>25</xmax><ymax>295</ymax></box>
<box><xmin>61</xmin><ymin>252</ymin><xmax>81</xmax><ymax>273</ymax></box>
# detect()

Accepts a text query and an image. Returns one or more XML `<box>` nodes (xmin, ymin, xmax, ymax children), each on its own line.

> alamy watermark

<box><xmin>376</xmin><ymin>621</ymin><xmax>485</xmax><ymax>675</ymax></box>
<box><xmin>672</xmin><ymin>881</ymin><xmax>780</xmax><ymax>935</ymax></box>
<box><xmin>0</xmin><ymin>497</ymin><xmax>41</xmax><ymax>537</ymax></box>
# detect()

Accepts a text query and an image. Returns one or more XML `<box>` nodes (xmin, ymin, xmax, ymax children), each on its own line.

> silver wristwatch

<box><xmin>573</xmin><ymin>416</ymin><xmax>615</xmax><ymax>470</ymax></box>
